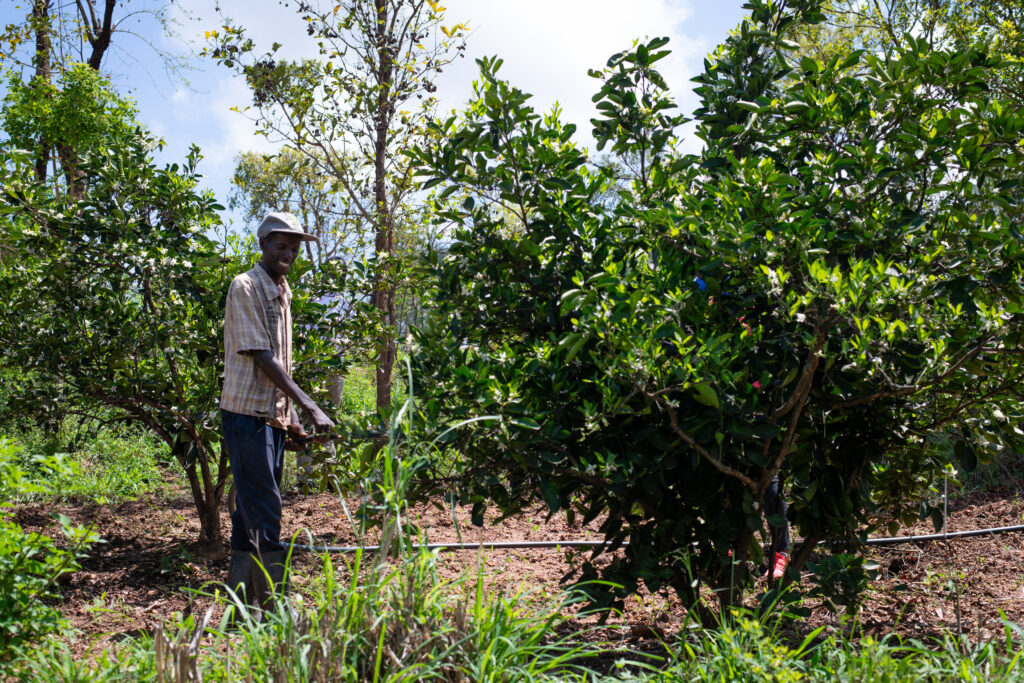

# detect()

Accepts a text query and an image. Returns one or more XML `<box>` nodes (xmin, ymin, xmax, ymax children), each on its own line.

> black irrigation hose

<box><xmin>292</xmin><ymin>540</ymin><xmax>610</xmax><ymax>553</ymax></box>
<box><xmin>291</xmin><ymin>523</ymin><xmax>1024</xmax><ymax>554</ymax></box>
<box><xmin>863</xmin><ymin>523</ymin><xmax>1024</xmax><ymax>547</ymax></box>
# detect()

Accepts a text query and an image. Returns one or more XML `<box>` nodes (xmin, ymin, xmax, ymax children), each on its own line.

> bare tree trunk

<box><xmin>85</xmin><ymin>0</ymin><xmax>117</xmax><ymax>71</ymax></box>
<box><xmin>31</xmin><ymin>0</ymin><xmax>51</xmax><ymax>81</ymax></box>
<box><xmin>31</xmin><ymin>0</ymin><xmax>52</xmax><ymax>183</ymax></box>
<box><xmin>185</xmin><ymin>452</ymin><xmax>227</xmax><ymax>560</ymax></box>
<box><xmin>372</xmin><ymin>0</ymin><xmax>396</xmax><ymax>415</ymax></box>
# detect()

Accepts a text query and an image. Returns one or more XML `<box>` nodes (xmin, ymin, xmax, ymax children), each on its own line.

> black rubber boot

<box><xmin>225</xmin><ymin>552</ymin><xmax>255</xmax><ymax>626</ymax></box>
<box><xmin>251</xmin><ymin>550</ymin><xmax>291</xmax><ymax>615</ymax></box>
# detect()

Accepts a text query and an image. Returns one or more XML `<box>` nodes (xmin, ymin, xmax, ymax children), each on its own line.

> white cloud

<box><xmin>433</xmin><ymin>0</ymin><xmax>712</xmax><ymax>151</ymax></box>
<box><xmin>143</xmin><ymin>0</ymin><xmax>748</xmax><ymax>211</ymax></box>
<box><xmin>202</xmin><ymin>75</ymin><xmax>279</xmax><ymax>167</ymax></box>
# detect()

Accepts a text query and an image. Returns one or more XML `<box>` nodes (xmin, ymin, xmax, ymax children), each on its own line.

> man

<box><xmin>764</xmin><ymin>473</ymin><xmax>790</xmax><ymax>581</ymax></box>
<box><xmin>221</xmin><ymin>211</ymin><xmax>334</xmax><ymax>610</ymax></box>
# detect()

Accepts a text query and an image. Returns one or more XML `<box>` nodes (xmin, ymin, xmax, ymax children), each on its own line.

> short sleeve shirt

<box><xmin>220</xmin><ymin>265</ymin><xmax>293</xmax><ymax>429</ymax></box>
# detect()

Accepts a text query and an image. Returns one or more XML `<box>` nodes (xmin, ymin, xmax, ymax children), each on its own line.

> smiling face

<box><xmin>259</xmin><ymin>232</ymin><xmax>303</xmax><ymax>282</ymax></box>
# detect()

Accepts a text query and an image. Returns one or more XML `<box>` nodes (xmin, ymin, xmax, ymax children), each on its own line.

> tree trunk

<box><xmin>31</xmin><ymin>0</ymin><xmax>51</xmax><ymax>81</ymax></box>
<box><xmin>372</xmin><ymin>0</ymin><xmax>396</xmax><ymax>415</ymax></box>
<box><xmin>184</xmin><ymin>449</ymin><xmax>228</xmax><ymax>560</ymax></box>
<box><xmin>31</xmin><ymin>0</ymin><xmax>52</xmax><ymax>184</ymax></box>
<box><xmin>85</xmin><ymin>0</ymin><xmax>117</xmax><ymax>71</ymax></box>
<box><xmin>196</xmin><ymin>501</ymin><xmax>224</xmax><ymax>559</ymax></box>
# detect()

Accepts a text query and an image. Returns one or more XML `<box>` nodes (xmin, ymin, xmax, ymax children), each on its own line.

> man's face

<box><xmin>260</xmin><ymin>233</ymin><xmax>303</xmax><ymax>280</ymax></box>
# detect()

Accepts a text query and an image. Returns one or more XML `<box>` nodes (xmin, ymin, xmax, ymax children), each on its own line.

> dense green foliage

<box><xmin>0</xmin><ymin>131</ymin><xmax>235</xmax><ymax>551</ymax></box>
<box><xmin>1</xmin><ymin>64</ymin><xmax>138</xmax><ymax>186</ymax></box>
<box><xmin>0</xmin><ymin>440</ymin><xmax>96</xmax><ymax>664</ymax></box>
<box><xmin>410</xmin><ymin>0</ymin><xmax>1024</xmax><ymax>618</ymax></box>
<box><xmin>786</xmin><ymin>1</ymin><xmax>1024</xmax><ymax>110</ymax></box>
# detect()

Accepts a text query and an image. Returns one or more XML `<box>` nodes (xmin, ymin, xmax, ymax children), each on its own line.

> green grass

<box><xmin>0</xmin><ymin>421</ymin><xmax>178</xmax><ymax>504</ymax></box>
<box><xmin>16</xmin><ymin>589</ymin><xmax>1024</xmax><ymax>681</ymax></box>
<box><xmin>332</xmin><ymin>362</ymin><xmax>411</xmax><ymax>420</ymax></box>
<box><xmin>334</xmin><ymin>364</ymin><xmax>378</xmax><ymax>419</ymax></box>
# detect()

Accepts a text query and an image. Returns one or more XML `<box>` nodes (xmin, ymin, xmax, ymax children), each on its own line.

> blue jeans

<box><xmin>222</xmin><ymin>409</ymin><xmax>286</xmax><ymax>553</ymax></box>
<box><xmin>763</xmin><ymin>473</ymin><xmax>790</xmax><ymax>555</ymax></box>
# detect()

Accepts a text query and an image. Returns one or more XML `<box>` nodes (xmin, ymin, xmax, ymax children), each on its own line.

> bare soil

<box><xmin>13</xmin><ymin>480</ymin><xmax>1024</xmax><ymax>659</ymax></box>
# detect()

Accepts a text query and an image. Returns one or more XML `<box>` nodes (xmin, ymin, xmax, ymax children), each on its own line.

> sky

<box><xmin>1</xmin><ymin>0</ymin><xmax>753</xmax><ymax>228</ymax></box>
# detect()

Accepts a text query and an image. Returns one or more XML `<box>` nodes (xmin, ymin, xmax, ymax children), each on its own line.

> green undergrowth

<box><xmin>16</xmin><ymin>592</ymin><xmax>1024</xmax><ymax>681</ymax></box>
<box><xmin>11</xmin><ymin>371</ymin><xmax>1024</xmax><ymax>680</ymax></box>
<box><xmin>642</xmin><ymin>617</ymin><xmax>1024</xmax><ymax>682</ymax></box>
<box><xmin>0</xmin><ymin>439</ymin><xmax>99</xmax><ymax>670</ymax></box>
<box><xmin>0</xmin><ymin>421</ymin><xmax>176</xmax><ymax>504</ymax></box>
<box><xmin>333</xmin><ymin>364</ymin><xmax>378</xmax><ymax>419</ymax></box>
<box><xmin>332</xmin><ymin>363</ymin><xmax>410</xmax><ymax>421</ymax></box>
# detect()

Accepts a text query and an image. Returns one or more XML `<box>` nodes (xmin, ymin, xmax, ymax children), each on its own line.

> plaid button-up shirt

<box><xmin>220</xmin><ymin>265</ymin><xmax>293</xmax><ymax>430</ymax></box>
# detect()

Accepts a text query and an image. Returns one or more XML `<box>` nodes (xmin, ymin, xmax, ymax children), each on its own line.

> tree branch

<box><xmin>828</xmin><ymin>334</ymin><xmax>994</xmax><ymax>409</ymax></box>
<box><xmin>759</xmin><ymin>321</ymin><xmax>830</xmax><ymax>494</ymax></box>
<box><xmin>657</xmin><ymin>396</ymin><xmax>757</xmax><ymax>491</ymax></box>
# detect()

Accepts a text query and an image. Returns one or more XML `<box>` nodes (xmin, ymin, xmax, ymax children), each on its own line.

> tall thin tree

<box><xmin>208</xmin><ymin>0</ymin><xmax>466</xmax><ymax>413</ymax></box>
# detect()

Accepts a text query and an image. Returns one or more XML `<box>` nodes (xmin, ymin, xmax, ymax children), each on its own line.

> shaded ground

<box><xmin>13</xmin><ymin>481</ymin><xmax>1024</xmax><ymax>658</ymax></box>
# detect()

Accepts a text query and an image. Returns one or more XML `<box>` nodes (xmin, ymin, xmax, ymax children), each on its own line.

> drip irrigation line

<box><xmin>862</xmin><ymin>523</ymin><xmax>1024</xmax><ymax>547</ymax></box>
<box><xmin>291</xmin><ymin>522</ymin><xmax>1024</xmax><ymax>554</ymax></box>
<box><xmin>292</xmin><ymin>540</ymin><xmax>611</xmax><ymax>553</ymax></box>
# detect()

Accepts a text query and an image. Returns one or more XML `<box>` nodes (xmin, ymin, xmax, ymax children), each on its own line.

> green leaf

<box><xmin>800</xmin><ymin>56</ymin><xmax>820</xmax><ymax>74</ymax></box>
<box><xmin>692</xmin><ymin>384</ymin><xmax>720</xmax><ymax>410</ymax></box>
<box><xmin>954</xmin><ymin>440</ymin><xmax>978</xmax><ymax>474</ymax></box>
<box><xmin>510</xmin><ymin>417</ymin><xmax>541</xmax><ymax>431</ymax></box>
<box><xmin>541</xmin><ymin>480</ymin><xmax>560</xmax><ymax>513</ymax></box>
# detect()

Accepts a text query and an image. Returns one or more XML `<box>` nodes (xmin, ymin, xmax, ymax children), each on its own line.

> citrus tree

<box><xmin>0</xmin><ymin>134</ymin><xmax>235</xmax><ymax>555</ymax></box>
<box><xmin>409</xmin><ymin>0</ymin><xmax>1024</xmax><ymax>621</ymax></box>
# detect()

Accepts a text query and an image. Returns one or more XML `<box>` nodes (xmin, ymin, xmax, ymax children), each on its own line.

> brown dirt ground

<box><xmin>12</xmin><ymin>479</ymin><xmax>1024</xmax><ymax>660</ymax></box>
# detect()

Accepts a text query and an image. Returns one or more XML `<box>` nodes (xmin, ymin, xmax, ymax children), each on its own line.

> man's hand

<box><xmin>251</xmin><ymin>350</ymin><xmax>336</xmax><ymax>434</ymax></box>
<box><xmin>303</xmin><ymin>404</ymin><xmax>335</xmax><ymax>433</ymax></box>
<box><xmin>288</xmin><ymin>406</ymin><xmax>307</xmax><ymax>437</ymax></box>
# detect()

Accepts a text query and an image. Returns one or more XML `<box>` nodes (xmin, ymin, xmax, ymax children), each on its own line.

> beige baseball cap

<box><xmin>256</xmin><ymin>211</ymin><xmax>319</xmax><ymax>243</ymax></box>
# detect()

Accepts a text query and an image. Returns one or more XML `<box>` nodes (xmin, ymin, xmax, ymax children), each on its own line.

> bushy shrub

<box><xmin>409</xmin><ymin>0</ymin><xmax>1024</xmax><ymax>620</ymax></box>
